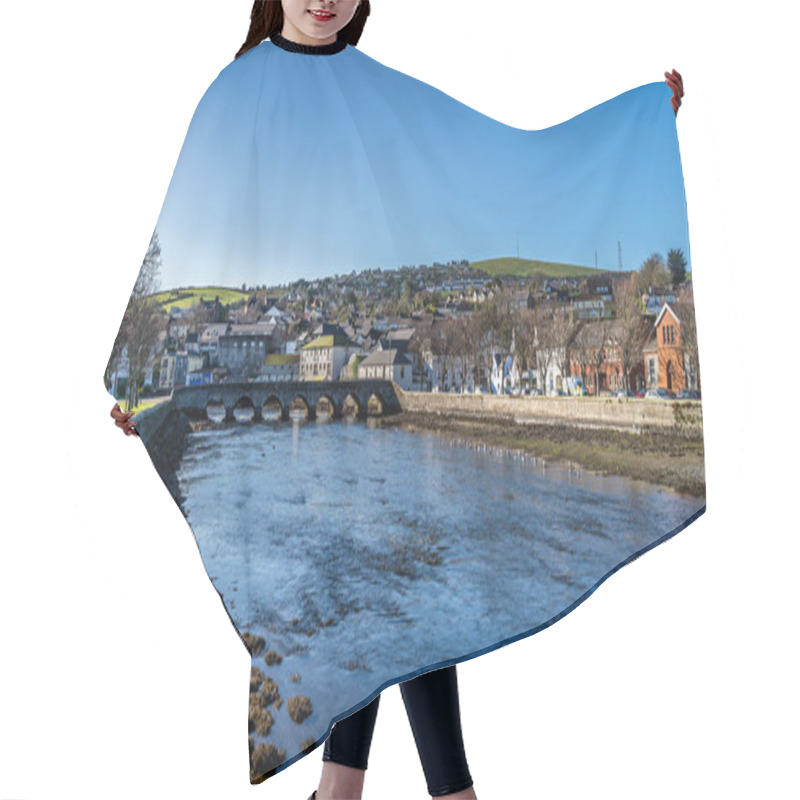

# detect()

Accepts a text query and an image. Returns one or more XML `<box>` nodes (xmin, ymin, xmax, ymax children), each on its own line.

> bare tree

<box><xmin>113</xmin><ymin>228</ymin><xmax>167</xmax><ymax>411</ymax></box>
<box><xmin>462</xmin><ymin>313</ymin><xmax>487</xmax><ymax>392</ymax></box>
<box><xmin>550</xmin><ymin>305</ymin><xmax>578</xmax><ymax>392</ymax></box>
<box><xmin>440</xmin><ymin>317</ymin><xmax>462</xmax><ymax>391</ymax></box>
<box><xmin>590</xmin><ymin>318</ymin><xmax>617</xmax><ymax>395</ymax></box>
<box><xmin>428</xmin><ymin>318</ymin><xmax>449</xmax><ymax>391</ymax></box>
<box><xmin>571</xmin><ymin>318</ymin><xmax>615</xmax><ymax>395</ymax></box>
<box><xmin>480</xmin><ymin>288</ymin><xmax>515</xmax><ymax>353</ymax></box>
<box><xmin>615</xmin><ymin>272</ymin><xmax>652</xmax><ymax>392</ymax></box>
<box><xmin>408</xmin><ymin>319</ymin><xmax>432</xmax><ymax>391</ymax></box>
<box><xmin>535</xmin><ymin>307</ymin><xmax>562</xmax><ymax>395</ymax></box>
<box><xmin>450</xmin><ymin>315</ymin><xmax>475</xmax><ymax>392</ymax></box>
<box><xmin>675</xmin><ymin>282</ymin><xmax>701</xmax><ymax>392</ymax></box>
<box><xmin>570</xmin><ymin>320</ymin><xmax>592</xmax><ymax>389</ymax></box>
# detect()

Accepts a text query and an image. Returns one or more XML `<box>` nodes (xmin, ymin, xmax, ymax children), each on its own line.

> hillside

<box><xmin>149</xmin><ymin>286</ymin><xmax>250</xmax><ymax>312</ymax></box>
<box><xmin>472</xmin><ymin>256</ymin><xmax>602</xmax><ymax>278</ymax></box>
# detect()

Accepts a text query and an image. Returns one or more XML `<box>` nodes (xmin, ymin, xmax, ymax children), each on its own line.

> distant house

<box><xmin>167</xmin><ymin>319</ymin><xmax>189</xmax><ymax>342</ymax></box>
<box><xmin>643</xmin><ymin>302</ymin><xmax>698</xmax><ymax>393</ymax></box>
<box><xmin>256</xmin><ymin>353</ymin><xmax>300</xmax><ymax>383</ymax></box>
<box><xmin>643</xmin><ymin>289</ymin><xmax>678</xmax><ymax>316</ymax></box>
<box><xmin>185</xmin><ymin>331</ymin><xmax>201</xmax><ymax>355</ymax></box>
<box><xmin>218</xmin><ymin>323</ymin><xmax>278</xmax><ymax>371</ymax></box>
<box><xmin>383</xmin><ymin>327</ymin><xmax>415</xmax><ymax>353</ymax></box>
<box><xmin>107</xmin><ymin>340</ymin><xmax>158</xmax><ymax>398</ymax></box>
<box><xmin>531</xmin><ymin>348</ymin><xmax>568</xmax><ymax>396</ymax></box>
<box><xmin>585</xmin><ymin>275</ymin><xmax>614</xmax><ymax>296</ymax></box>
<box><xmin>300</xmin><ymin>330</ymin><xmax>359</xmax><ymax>381</ymax></box>
<box><xmin>571</xmin><ymin>293</ymin><xmax>613</xmax><ymax>320</ymax></box>
<box><xmin>159</xmin><ymin>350</ymin><xmax>205</xmax><ymax>391</ymax></box>
<box><xmin>490</xmin><ymin>349</ymin><xmax>521</xmax><ymax>395</ymax></box>
<box><xmin>567</xmin><ymin>320</ymin><xmax>625</xmax><ymax>395</ymax></box>
<box><xmin>509</xmin><ymin>289</ymin><xmax>534</xmax><ymax>310</ymax></box>
<box><xmin>340</xmin><ymin>352</ymin><xmax>368</xmax><ymax>381</ymax></box>
<box><xmin>199</xmin><ymin>322</ymin><xmax>231</xmax><ymax>366</ymax></box>
<box><xmin>357</xmin><ymin>349</ymin><xmax>414</xmax><ymax>390</ymax></box>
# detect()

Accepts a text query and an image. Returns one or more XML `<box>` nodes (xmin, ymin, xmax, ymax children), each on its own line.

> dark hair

<box><xmin>236</xmin><ymin>1</ymin><xmax>371</xmax><ymax>59</ymax></box>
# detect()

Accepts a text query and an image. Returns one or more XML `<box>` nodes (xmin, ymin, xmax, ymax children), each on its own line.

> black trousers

<box><xmin>323</xmin><ymin>664</ymin><xmax>474</xmax><ymax>797</ymax></box>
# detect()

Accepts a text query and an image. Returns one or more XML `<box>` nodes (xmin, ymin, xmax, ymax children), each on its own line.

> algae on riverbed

<box><xmin>382</xmin><ymin>411</ymin><xmax>706</xmax><ymax>499</ymax></box>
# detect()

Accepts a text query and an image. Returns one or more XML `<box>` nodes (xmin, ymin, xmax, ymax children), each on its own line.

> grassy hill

<box><xmin>471</xmin><ymin>256</ymin><xmax>603</xmax><ymax>278</ymax></box>
<box><xmin>149</xmin><ymin>286</ymin><xmax>250</xmax><ymax>312</ymax></box>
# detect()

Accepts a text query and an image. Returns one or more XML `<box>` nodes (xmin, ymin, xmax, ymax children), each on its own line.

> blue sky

<box><xmin>150</xmin><ymin>39</ymin><xmax>690</xmax><ymax>290</ymax></box>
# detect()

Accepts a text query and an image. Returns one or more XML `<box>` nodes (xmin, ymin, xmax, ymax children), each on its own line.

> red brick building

<box><xmin>642</xmin><ymin>302</ymin><xmax>696</xmax><ymax>393</ymax></box>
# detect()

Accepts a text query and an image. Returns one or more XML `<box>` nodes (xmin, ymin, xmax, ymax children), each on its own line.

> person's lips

<box><xmin>308</xmin><ymin>9</ymin><xmax>335</xmax><ymax>21</ymax></box>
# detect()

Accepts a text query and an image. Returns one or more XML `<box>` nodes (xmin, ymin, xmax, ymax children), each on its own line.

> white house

<box><xmin>299</xmin><ymin>330</ymin><xmax>359</xmax><ymax>381</ymax></box>
<box><xmin>357</xmin><ymin>349</ymin><xmax>414</xmax><ymax>390</ymax></box>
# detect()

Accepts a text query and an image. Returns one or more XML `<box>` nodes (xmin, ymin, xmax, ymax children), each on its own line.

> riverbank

<box><xmin>380</xmin><ymin>410</ymin><xmax>706</xmax><ymax>499</ymax></box>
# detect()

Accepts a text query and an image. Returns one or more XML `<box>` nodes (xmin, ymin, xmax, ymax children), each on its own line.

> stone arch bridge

<box><xmin>171</xmin><ymin>379</ymin><xmax>402</xmax><ymax>422</ymax></box>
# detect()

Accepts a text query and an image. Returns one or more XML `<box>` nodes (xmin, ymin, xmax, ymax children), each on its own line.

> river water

<box><xmin>175</xmin><ymin>416</ymin><xmax>703</xmax><ymax>769</ymax></box>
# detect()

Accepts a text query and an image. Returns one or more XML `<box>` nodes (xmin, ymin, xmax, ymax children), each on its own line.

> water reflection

<box><xmin>176</xmin><ymin>418</ymin><xmax>703</xmax><ymax>772</ymax></box>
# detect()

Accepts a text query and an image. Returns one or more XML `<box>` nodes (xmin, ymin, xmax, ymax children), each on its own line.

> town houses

<box><xmin>105</xmin><ymin>257</ymin><xmax>701</xmax><ymax>402</ymax></box>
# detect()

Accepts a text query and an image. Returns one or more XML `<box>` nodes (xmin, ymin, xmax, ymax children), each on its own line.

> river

<box><xmin>175</xmin><ymin>416</ymin><xmax>704</xmax><ymax>769</ymax></box>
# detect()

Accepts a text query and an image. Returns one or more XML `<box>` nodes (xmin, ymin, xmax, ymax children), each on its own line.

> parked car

<box><xmin>676</xmin><ymin>388</ymin><xmax>701</xmax><ymax>400</ymax></box>
<box><xmin>635</xmin><ymin>388</ymin><xmax>647</xmax><ymax>398</ymax></box>
<box><xmin>613</xmin><ymin>388</ymin><xmax>637</xmax><ymax>398</ymax></box>
<box><xmin>645</xmin><ymin>388</ymin><xmax>676</xmax><ymax>400</ymax></box>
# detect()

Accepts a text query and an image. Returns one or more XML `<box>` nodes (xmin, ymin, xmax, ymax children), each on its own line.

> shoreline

<box><xmin>185</xmin><ymin>409</ymin><xmax>705</xmax><ymax>499</ymax></box>
<box><xmin>380</xmin><ymin>410</ymin><xmax>706</xmax><ymax>499</ymax></box>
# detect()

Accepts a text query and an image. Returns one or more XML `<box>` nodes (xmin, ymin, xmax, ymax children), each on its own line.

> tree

<box><xmin>534</xmin><ymin>307</ymin><xmax>561</xmax><ymax>395</ymax></box>
<box><xmin>114</xmin><ymin>228</ymin><xmax>167</xmax><ymax>411</ymax></box>
<box><xmin>637</xmin><ymin>252</ymin><xmax>671</xmax><ymax>295</ymax></box>
<box><xmin>461</xmin><ymin>313</ymin><xmax>486</xmax><ymax>392</ymax></box>
<box><xmin>615</xmin><ymin>272</ymin><xmax>653</xmax><ymax>392</ymax></box>
<box><xmin>571</xmin><ymin>318</ymin><xmax>615</xmax><ymax>394</ymax></box>
<box><xmin>668</xmin><ymin>248</ymin><xmax>688</xmax><ymax>287</ymax></box>
<box><xmin>675</xmin><ymin>282</ymin><xmax>702</xmax><ymax>392</ymax></box>
<box><xmin>588</xmin><ymin>318</ymin><xmax>616</xmax><ymax>395</ymax></box>
<box><xmin>550</xmin><ymin>305</ymin><xmax>579</xmax><ymax>393</ymax></box>
<box><xmin>409</xmin><ymin>319</ymin><xmax>432</xmax><ymax>391</ymax></box>
<box><xmin>514</xmin><ymin>307</ymin><xmax>538</xmax><ymax>390</ymax></box>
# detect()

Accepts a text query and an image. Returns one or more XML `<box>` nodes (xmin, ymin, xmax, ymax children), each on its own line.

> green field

<box><xmin>149</xmin><ymin>286</ymin><xmax>251</xmax><ymax>312</ymax></box>
<box><xmin>471</xmin><ymin>256</ymin><xmax>601</xmax><ymax>278</ymax></box>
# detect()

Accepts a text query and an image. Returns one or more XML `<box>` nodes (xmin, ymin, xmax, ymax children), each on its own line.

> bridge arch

<box><xmin>342</xmin><ymin>393</ymin><xmax>362</xmax><ymax>420</ymax></box>
<box><xmin>367</xmin><ymin>392</ymin><xmax>386</xmax><ymax>417</ymax></box>
<box><xmin>233</xmin><ymin>395</ymin><xmax>257</xmax><ymax>422</ymax></box>
<box><xmin>205</xmin><ymin>396</ymin><xmax>227</xmax><ymax>423</ymax></box>
<box><xmin>172</xmin><ymin>380</ymin><xmax>402</xmax><ymax>424</ymax></box>
<box><xmin>315</xmin><ymin>393</ymin><xmax>337</xmax><ymax>421</ymax></box>
<box><xmin>262</xmin><ymin>395</ymin><xmax>285</xmax><ymax>422</ymax></box>
<box><xmin>290</xmin><ymin>394</ymin><xmax>313</xmax><ymax>421</ymax></box>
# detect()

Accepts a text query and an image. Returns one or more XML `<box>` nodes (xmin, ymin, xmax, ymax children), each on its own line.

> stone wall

<box><xmin>133</xmin><ymin>400</ymin><xmax>193</xmax><ymax>507</ymax></box>
<box><xmin>394</xmin><ymin>386</ymin><xmax>703</xmax><ymax>437</ymax></box>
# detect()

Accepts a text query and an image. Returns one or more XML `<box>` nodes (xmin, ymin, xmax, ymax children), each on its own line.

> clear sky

<box><xmin>149</xmin><ymin>39</ymin><xmax>690</xmax><ymax>291</ymax></box>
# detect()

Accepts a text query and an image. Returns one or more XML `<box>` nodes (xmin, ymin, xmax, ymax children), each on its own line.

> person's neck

<box><xmin>280</xmin><ymin>21</ymin><xmax>337</xmax><ymax>47</ymax></box>
<box><xmin>271</xmin><ymin>29</ymin><xmax>348</xmax><ymax>56</ymax></box>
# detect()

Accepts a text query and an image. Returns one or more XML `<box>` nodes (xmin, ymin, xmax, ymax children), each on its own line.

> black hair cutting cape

<box><xmin>103</xmin><ymin>32</ymin><xmax>706</xmax><ymax>784</ymax></box>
